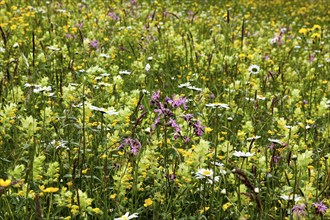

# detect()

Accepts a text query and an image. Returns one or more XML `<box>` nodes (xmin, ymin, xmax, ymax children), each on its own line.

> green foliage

<box><xmin>0</xmin><ymin>0</ymin><xmax>329</xmax><ymax>219</ymax></box>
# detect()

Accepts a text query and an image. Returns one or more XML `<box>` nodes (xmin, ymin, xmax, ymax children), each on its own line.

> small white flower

<box><xmin>280</xmin><ymin>28</ymin><xmax>287</xmax><ymax>34</ymax></box>
<box><xmin>47</xmin><ymin>46</ymin><xmax>60</xmax><ymax>51</ymax></box>
<box><xmin>211</xmin><ymin>161</ymin><xmax>227</xmax><ymax>175</ymax></box>
<box><xmin>99</xmin><ymin>53</ymin><xmax>110</xmax><ymax>58</ymax></box>
<box><xmin>147</xmin><ymin>56</ymin><xmax>153</xmax><ymax>61</ymax></box>
<box><xmin>246</xmin><ymin>136</ymin><xmax>261</xmax><ymax>141</ymax></box>
<box><xmin>119</xmin><ymin>70</ymin><xmax>131</xmax><ymax>75</ymax></box>
<box><xmin>248</xmin><ymin>64</ymin><xmax>260</xmax><ymax>74</ymax></box>
<box><xmin>233</xmin><ymin>151</ymin><xmax>255</xmax><ymax>158</ymax></box>
<box><xmin>178</xmin><ymin>82</ymin><xmax>203</xmax><ymax>91</ymax></box>
<box><xmin>269</xmin><ymin>37</ymin><xmax>278</xmax><ymax>45</ymax></box>
<box><xmin>205</xmin><ymin>103</ymin><xmax>230</xmax><ymax>109</ymax></box>
<box><xmin>280</xmin><ymin>194</ymin><xmax>301</xmax><ymax>202</ymax></box>
<box><xmin>89</xmin><ymin>105</ymin><xmax>119</xmax><ymax>115</ymax></box>
<box><xmin>114</xmin><ymin>212</ymin><xmax>139</xmax><ymax>220</ymax></box>
<box><xmin>178</xmin><ymin>82</ymin><xmax>191</xmax><ymax>88</ymax></box>
<box><xmin>145</xmin><ymin>63</ymin><xmax>151</xmax><ymax>72</ymax></box>
<box><xmin>33</xmin><ymin>85</ymin><xmax>52</xmax><ymax>93</ymax></box>
<box><xmin>100</xmin><ymin>73</ymin><xmax>110</xmax><ymax>77</ymax></box>
<box><xmin>257</xmin><ymin>95</ymin><xmax>266</xmax><ymax>100</ymax></box>
<box><xmin>268</xmin><ymin>139</ymin><xmax>283</xmax><ymax>145</ymax></box>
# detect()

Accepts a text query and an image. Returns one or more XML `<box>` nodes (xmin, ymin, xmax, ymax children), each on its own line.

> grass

<box><xmin>0</xmin><ymin>0</ymin><xmax>329</xmax><ymax>219</ymax></box>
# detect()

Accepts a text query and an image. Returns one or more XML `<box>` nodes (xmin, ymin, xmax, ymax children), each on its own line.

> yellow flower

<box><xmin>144</xmin><ymin>198</ymin><xmax>153</xmax><ymax>207</ymax></box>
<box><xmin>312</xmin><ymin>24</ymin><xmax>321</xmax><ymax>31</ymax></box>
<box><xmin>311</xmin><ymin>33</ymin><xmax>321</xmax><ymax>40</ymax></box>
<box><xmin>71</xmin><ymin>205</ymin><xmax>79</xmax><ymax>215</ymax></box>
<box><xmin>205</xmin><ymin>127</ymin><xmax>213</xmax><ymax>133</ymax></box>
<box><xmin>110</xmin><ymin>193</ymin><xmax>117</xmax><ymax>199</ymax></box>
<box><xmin>222</xmin><ymin>202</ymin><xmax>232</xmax><ymax>211</ymax></box>
<box><xmin>92</xmin><ymin>208</ymin><xmax>102</xmax><ymax>214</ymax></box>
<box><xmin>299</xmin><ymin>28</ymin><xmax>308</xmax><ymax>35</ymax></box>
<box><xmin>82</xmin><ymin>168</ymin><xmax>89</xmax><ymax>175</ymax></box>
<box><xmin>39</xmin><ymin>185</ymin><xmax>59</xmax><ymax>193</ymax></box>
<box><xmin>0</xmin><ymin>179</ymin><xmax>11</xmax><ymax>187</ymax></box>
<box><xmin>199</xmin><ymin>206</ymin><xmax>210</xmax><ymax>213</ymax></box>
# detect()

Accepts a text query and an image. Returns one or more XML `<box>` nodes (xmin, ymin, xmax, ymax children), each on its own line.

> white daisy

<box><xmin>195</xmin><ymin>168</ymin><xmax>219</xmax><ymax>183</ymax></box>
<box><xmin>196</xmin><ymin>168</ymin><xmax>213</xmax><ymax>178</ymax></box>
<box><xmin>248</xmin><ymin>64</ymin><xmax>260</xmax><ymax>74</ymax></box>
<box><xmin>233</xmin><ymin>151</ymin><xmax>255</xmax><ymax>158</ymax></box>
<box><xmin>114</xmin><ymin>212</ymin><xmax>139</xmax><ymax>220</ymax></box>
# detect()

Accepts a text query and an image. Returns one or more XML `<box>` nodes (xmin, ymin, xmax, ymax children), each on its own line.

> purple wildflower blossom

<box><xmin>166</xmin><ymin>95</ymin><xmax>188</xmax><ymax>110</ymax></box>
<box><xmin>193</xmin><ymin>120</ymin><xmax>205</xmax><ymax>136</ymax></box>
<box><xmin>313</xmin><ymin>201</ymin><xmax>328</xmax><ymax>215</ymax></box>
<box><xmin>183</xmin><ymin>114</ymin><xmax>194</xmax><ymax>123</ymax></box>
<box><xmin>292</xmin><ymin>204</ymin><xmax>306</xmax><ymax>218</ymax></box>
<box><xmin>89</xmin><ymin>40</ymin><xmax>99</xmax><ymax>50</ymax></box>
<box><xmin>151</xmin><ymin>90</ymin><xmax>161</xmax><ymax>105</ymax></box>
<box><xmin>119</xmin><ymin>138</ymin><xmax>142</xmax><ymax>155</ymax></box>
<box><xmin>65</xmin><ymin>34</ymin><xmax>73</xmax><ymax>39</ymax></box>
<box><xmin>272</xmin><ymin>156</ymin><xmax>281</xmax><ymax>164</ymax></box>
<box><xmin>183</xmin><ymin>136</ymin><xmax>190</xmax><ymax>143</ymax></box>
<box><xmin>169</xmin><ymin>118</ymin><xmax>181</xmax><ymax>133</ymax></box>
<box><xmin>108</xmin><ymin>12</ymin><xmax>120</xmax><ymax>21</ymax></box>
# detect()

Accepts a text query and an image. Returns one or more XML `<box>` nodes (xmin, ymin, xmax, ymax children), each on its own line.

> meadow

<box><xmin>0</xmin><ymin>0</ymin><xmax>329</xmax><ymax>219</ymax></box>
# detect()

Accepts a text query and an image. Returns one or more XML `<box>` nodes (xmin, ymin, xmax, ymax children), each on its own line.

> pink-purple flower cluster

<box><xmin>150</xmin><ymin>91</ymin><xmax>205</xmax><ymax>141</ymax></box>
<box><xmin>119</xmin><ymin>138</ymin><xmax>142</xmax><ymax>155</ymax></box>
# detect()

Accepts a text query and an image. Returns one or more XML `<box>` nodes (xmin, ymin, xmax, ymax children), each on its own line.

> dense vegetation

<box><xmin>0</xmin><ymin>0</ymin><xmax>329</xmax><ymax>219</ymax></box>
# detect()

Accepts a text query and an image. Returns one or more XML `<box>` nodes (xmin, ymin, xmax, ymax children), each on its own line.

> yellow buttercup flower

<box><xmin>39</xmin><ymin>185</ymin><xmax>59</xmax><ymax>193</ymax></box>
<box><xmin>144</xmin><ymin>198</ymin><xmax>153</xmax><ymax>207</ymax></box>
<box><xmin>299</xmin><ymin>28</ymin><xmax>308</xmax><ymax>35</ymax></box>
<box><xmin>0</xmin><ymin>179</ymin><xmax>11</xmax><ymax>187</ymax></box>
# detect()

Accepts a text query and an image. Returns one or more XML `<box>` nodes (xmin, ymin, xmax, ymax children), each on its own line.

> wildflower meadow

<box><xmin>0</xmin><ymin>0</ymin><xmax>329</xmax><ymax>219</ymax></box>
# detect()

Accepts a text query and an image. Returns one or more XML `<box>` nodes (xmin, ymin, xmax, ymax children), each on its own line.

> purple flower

<box><xmin>268</xmin><ymin>143</ymin><xmax>275</xmax><ymax>150</ymax></box>
<box><xmin>272</xmin><ymin>156</ymin><xmax>281</xmax><ymax>164</ymax></box>
<box><xmin>193</xmin><ymin>120</ymin><xmax>205</xmax><ymax>136</ymax></box>
<box><xmin>183</xmin><ymin>136</ymin><xmax>190</xmax><ymax>143</ymax></box>
<box><xmin>119</xmin><ymin>138</ymin><xmax>142</xmax><ymax>155</ymax></box>
<box><xmin>108</xmin><ymin>12</ymin><xmax>120</xmax><ymax>21</ymax></box>
<box><xmin>151</xmin><ymin>90</ymin><xmax>161</xmax><ymax>105</ymax></box>
<box><xmin>75</xmin><ymin>22</ymin><xmax>84</xmax><ymax>28</ymax></box>
<box><xmin>166</xmin><ymin>95</ymin><xmax>188</xmax><ymax>109</ymax></box>
<box><xmin>169</xmin><ymin>118</ymin><xmax>181</xmax><ymax>133</ymax></box>
<box><xmin>65</xmin><ymin>34</ymin><xmax>73</xmax><ymax>39</ymax></box>
<box><xmin>89</xmin><ymin>40</ymin><xmax>99</xmax><ymax>50</ymax></box>
<box><xmin>313</xmin><ymin>201</ymin><xmax>328</xmax><ymax>215</ymax></box>
<box><xmin>292</xmin><ymin>204</ymin><xmax>306</xmax><ymax>218</ymax></box>
<box><xmin>183</xmin><ymin>114</ymin><xmax>194</xmax><ymax>122</ymax></box>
